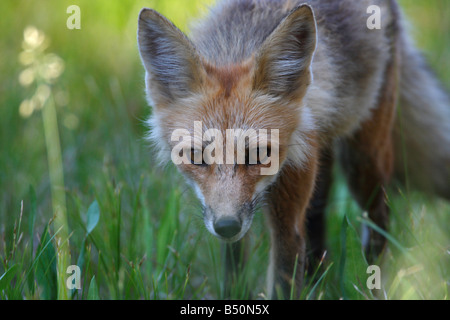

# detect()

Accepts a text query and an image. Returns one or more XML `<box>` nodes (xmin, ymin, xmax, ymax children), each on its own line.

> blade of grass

<box><xmin>338</xmin><ymin>214</ymin><xmax>348</xmax><ymax>300</ymax></box>
<box><xmin>289</xmin><ymin>253</ymin><xmax>299</xmax><ymax>300</ymax></box>
<box><xmin>306</xmin><ymin>262</ymin><xmax>334</xmax><ymax>300</ymax></box>
<box><xmin>28</xmin><ymin>185</ymin><xmax>37</xmax><ymax>256</ymax></box>
<box><xmin>41</xmin><ymin>94</ymin><xmax>70</xmax><ymax>300</ymax></box>
<box><xmin>87</xmin><ymin>275</ymin><xmax>99</xmax><ymax>300</ymax></box>
<box><xmin>0</xmin><ymin>264</ymin><xmax>19</xmax><ymax>293</ymax></box>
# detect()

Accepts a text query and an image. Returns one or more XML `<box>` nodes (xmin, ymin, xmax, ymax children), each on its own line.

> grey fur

<box><xmin>189</xmin><ymin>0</ymin><xmax>395</xmax><ymax>136</ymax></box>
<box><xmin>395</xmin><ymin>20</ymin><xmax>450</xmax><ymax>198</ymax></box>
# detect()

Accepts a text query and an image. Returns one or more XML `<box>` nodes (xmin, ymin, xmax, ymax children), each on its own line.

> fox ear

<box><xmin>138</xmin><ymin>9</ymin><xmax>204</xmax><ymax>106</ymax></box>
<box><xmin>253</xmin><ymin>5</ymin><xmax>317</xmax><ymax>100</ymax></box>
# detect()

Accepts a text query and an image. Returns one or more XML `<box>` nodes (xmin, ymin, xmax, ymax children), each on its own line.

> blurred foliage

<box><xmin>0</xmin><ymin>0</ymin><xmax>211</xmax><ymax>228</ymax></box>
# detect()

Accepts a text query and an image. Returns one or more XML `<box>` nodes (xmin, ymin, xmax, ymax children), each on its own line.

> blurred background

<box><xmin>0</xmin><ymin>0</ymin><xmax>449</xmax><ymax>300</ymax></box>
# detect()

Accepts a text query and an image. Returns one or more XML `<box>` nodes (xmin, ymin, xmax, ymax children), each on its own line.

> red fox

<box><xmin>137</xmin><ymin>0</ymin><xmax>450</xmax><ymax>298</ymax></box>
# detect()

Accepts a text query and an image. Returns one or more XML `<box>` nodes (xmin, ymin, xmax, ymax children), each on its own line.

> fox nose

<box><xmin>213</xmin><ymin>217</ymin><xmax>241</xmax><ymax>239</ymax></box>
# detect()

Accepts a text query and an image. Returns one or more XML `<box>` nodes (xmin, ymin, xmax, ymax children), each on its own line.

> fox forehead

<box><xmin>148</xmin><ymin>60</ymin><xmax>315</xmax><ymax>170</ymax></box>
<box><xmin>203</xmin><ymin>60</ymin><xmax>254</xmax><ymax>99</ymax></box>
<box><xmin>159</xmin><ymin>97</ymin><xmax>300</xmax><ymax>149</ymax></box>
<box><xmin>157</xmin><ymin>64</ymin><xmax>302</xmax><ymax>140</ymax></box>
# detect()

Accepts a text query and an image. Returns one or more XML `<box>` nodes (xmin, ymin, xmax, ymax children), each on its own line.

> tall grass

<box><xmin>0</xmin><ymin>0</ymin><xmax>449</xmax><ymax>300</ymax></box>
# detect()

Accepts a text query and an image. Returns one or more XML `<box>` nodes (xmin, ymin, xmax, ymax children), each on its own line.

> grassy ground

<box><xmin>0</xmin><ymin>0</ymin><xmax>449</xmax><ymax>300</ymax></box>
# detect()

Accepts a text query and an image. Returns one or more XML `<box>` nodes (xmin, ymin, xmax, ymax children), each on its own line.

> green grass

<box><xmin>0</xmin><ymin>0</ymin><xmax>449</xmax><ymax>300</ymax></box>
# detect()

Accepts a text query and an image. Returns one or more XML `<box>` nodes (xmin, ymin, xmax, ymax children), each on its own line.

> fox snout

<box><xmin>213</xmin><ymin>217</ymin><xmax>241</xmax><ymax>239</ymax></box>
<box><xmin>203</xmin><ymin>201</ymin><xmax>255</xmax><ymax>242</ymax></box>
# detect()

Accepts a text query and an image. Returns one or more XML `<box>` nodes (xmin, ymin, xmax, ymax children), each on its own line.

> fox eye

<box><xmin>190</xmin><ymin>148</ymin><xmax>208</xmax><ymax>166</ymax></box>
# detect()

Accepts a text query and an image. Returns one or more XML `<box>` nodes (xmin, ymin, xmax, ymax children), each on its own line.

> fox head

<box><xmin>137</xmin><ymin>5</ymin><xmax>317</xmax><ymax>242</ymax></box>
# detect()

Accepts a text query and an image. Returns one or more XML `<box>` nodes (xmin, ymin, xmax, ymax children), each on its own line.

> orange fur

<box><xmin>265</xmin><ymin>133</ymin><xmax>319</xmax><ymax>298</ymax></box>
